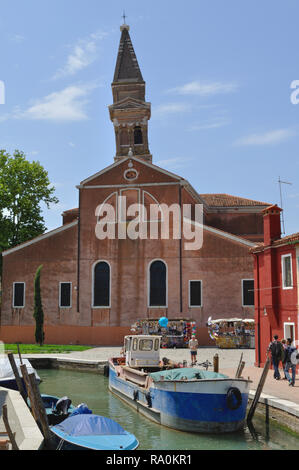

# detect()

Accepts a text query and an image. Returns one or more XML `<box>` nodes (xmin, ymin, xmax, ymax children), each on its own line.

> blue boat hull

<box><xmin>0</xmin><ymin>377</ymin><xmax>41</xmax><ymax>393</ymax></box>
<box><xmin>108</xmin><ymin>364</ymin><xmax>251</xmax><ymax>433</ymax></box>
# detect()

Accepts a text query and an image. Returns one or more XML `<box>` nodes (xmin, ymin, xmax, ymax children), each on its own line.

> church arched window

<box><xmin>134</xmin><ymin>126</ymin><xmax>143</xmax><ymax>145</ymax></box>
<box><xmin>148</xmin><ymin>260</ymin><xmax>167</xmax><ymax>307</ymax></box>
<box><xmin>93</xmin><ymin>261</ymin><xmax>110</xmax><ymax>307</ymax></box>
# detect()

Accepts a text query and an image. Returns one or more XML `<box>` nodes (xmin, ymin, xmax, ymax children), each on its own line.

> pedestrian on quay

<box><xmin>284</xmin><ymin>338</ymin><xmax>298</xmax><ymax>387</ymax></box>
<box><xmin>281</xmin><ymin>339</ymin><xmax>288</xmax><ymax>379</ymax></box>
<box><xmin>189</xmin><ymin>334</ymin><xmax>199</xmax><ymax>366</ymax></box>
<box><xmin>267</xmin><ymin>335</ymin><xmax>284</xmax><ymax>380</ymax></box>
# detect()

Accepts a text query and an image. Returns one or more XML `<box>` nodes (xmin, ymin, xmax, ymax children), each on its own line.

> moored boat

<box><xmin>27</xmin><ymin>394</ymin><xmax>75</xmax><ymax>425</ymax></box>
<box><xmin>0</xmin><ymin>357</ymin><xmax>41</xmax><ymax>391</ymax></box>
<box><xmin>108</xmin><ymin>335</ymin><xmax>252</xmax><ymax>433</ymax></box>
<box><xmin>50</xmin><ymin>414</ymin><xmax>139</xmax><ymax>450</ymax></box>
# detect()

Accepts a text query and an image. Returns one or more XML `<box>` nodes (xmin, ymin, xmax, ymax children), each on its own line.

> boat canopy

<box><xmin>54</xmin><ymin>415</ymin><xmax>127</xmax><ymax>437</ymax></box>
<box><xmin>0</xmin><ymin>357</ymin><xmax>40</xmax><ymax>381</ymax></box>
<box><xmin>149</xmin><ymin>368</ymin><xmax>228</xmax><ymax>382</ymax></box>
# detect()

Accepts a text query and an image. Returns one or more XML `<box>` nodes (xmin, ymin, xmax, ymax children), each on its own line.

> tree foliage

<box><xmin>0</xmin><ymin>149</ymin><xmax>58</xmax><ymax>277</ymax></box>
<box><xmin>33</xmin><ymin>265</ymin><xmax>45</xmax><ymax>346</ymax></box>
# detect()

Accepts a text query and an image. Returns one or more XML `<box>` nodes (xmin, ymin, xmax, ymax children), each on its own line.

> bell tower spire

<box><xmin>109</xmin><ymin>24</ymin><xmax>152</xmax><ymax>162</ymax></box>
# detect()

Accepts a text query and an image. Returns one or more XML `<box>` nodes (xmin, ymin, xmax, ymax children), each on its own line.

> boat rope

<box><xmin>56</xmin><ymin>438</ymin><xmax>65</xmax><ymax>450</ymax></box>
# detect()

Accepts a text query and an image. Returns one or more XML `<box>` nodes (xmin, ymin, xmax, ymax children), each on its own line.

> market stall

<box><xmin>130</xmin><ymin>318</ymin><xmax>196</xmax><ymax>348</ymax></box>
<box><xmin>207</xmin><ymin>318</ymin><xmax>255</xmax><ymax>349</ymax></box>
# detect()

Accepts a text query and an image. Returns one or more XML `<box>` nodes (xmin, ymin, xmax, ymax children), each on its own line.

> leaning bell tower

<box><xmin>109</xmin><ymin>23</ymin><xmax>152</xmax><ymax>162</ymax></box>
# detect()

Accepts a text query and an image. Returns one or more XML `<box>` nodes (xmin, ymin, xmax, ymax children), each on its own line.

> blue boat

<box><xmin>27</xmin><ymin>394</ymin><xmax>75</xmax><ymax>425</ymax></box>
<box><xmin>50</xmin><ymin>414</ymin><xmax>139</xmax><ymax>450</ymax></box>
<box><xmin>108</xmin><ymin>335</ymin><xmax>252</xmax><ymax>434</ymax></box>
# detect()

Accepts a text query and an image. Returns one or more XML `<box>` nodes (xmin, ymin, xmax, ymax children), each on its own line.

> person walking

<box><xmin>281</xmin><ymin>339</ymin><xmax>288</xmax><ymax>379</ymax></box>
<box><xmin>284</xmin><ymin>338</ymin><xmax>297</xmax><ymax>387</ymax></box>
<box><xmin>267</xmin><ymin>335</ymin><xmax>284</xmax><ymax>380</ymax></box>
<box><xmin>188</xmin><ymin>334</ymin><xmax>199</xmax><ymax>365</ymax></box>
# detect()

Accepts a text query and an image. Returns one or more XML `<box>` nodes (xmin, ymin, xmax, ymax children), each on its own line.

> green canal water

<box><xmin>39</xmin><ymin>369</ymin><xmax>299</xmax><ymax>450</ymax></box>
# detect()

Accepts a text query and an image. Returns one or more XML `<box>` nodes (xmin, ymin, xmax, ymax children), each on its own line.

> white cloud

<box><xmin>168</xmin><ymin>80</ymin><xmax>238</xmax><ymax>96</ymax></box>
<box><xmin>10</xmin><ymin>34</ymin><xmax>25</xmax><ymax>43</ymax></box>
<box><xmin>153</xmin><ymin>102</ymin><xmax>191</xmax><ymax>116</ymax></box>
<box><xmin>53</xmin><ymin>31</ymin><xmax>107</xmax><ymax>79</ymax></box>
<box><xmin>15</xmin><ymin>84</ymin><xmax>96</xmax><ymax>122</ymax></box>
<box><xmin>155</xmin><ymin>157</ymin><xmax>193</xmax><ymax>171</ymax></box>
<box><xmin>234</xmin><ymin>128</ymin><xmax>296</xmax><ymax>146</ymax></box>
<box><xmin>189</xmin><ymin>117</ymin><xmax>231</xmax><ymax>131</ymax></box>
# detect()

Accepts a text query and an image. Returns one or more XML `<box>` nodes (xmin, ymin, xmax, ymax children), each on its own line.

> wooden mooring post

<box><xmin>247</xmin><ymin>357</ymin><xmax>271</xmax><ymax>424</ymax></box>
<box><xmin>7</xmin><ymin>353</ymin><xmax>26</xmax><ymax>401</ymax></box>
<box><xmin>213</xmin><ymin>353</ymin><xmax>219</xmax><ymax>373</ymax></box>
<box><xmin>20</xmin><ymin>364</ymin><xmax>53</xmax><ymax>449</ymax></box>
<box><xmin>235</xmin><ymin>353</ymin><xmax>245</xmax><ymax>378</ymax></box>
<box><xmin>2</xmin><ymin>404</ymin><xmax>19</xmax><ymax>450</ymax></box>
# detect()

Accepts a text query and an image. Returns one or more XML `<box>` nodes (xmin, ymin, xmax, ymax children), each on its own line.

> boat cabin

<box><xmin>124</xmin><ymin>335</ymin><xmax>161</xmax><ymax>368</ymax></box>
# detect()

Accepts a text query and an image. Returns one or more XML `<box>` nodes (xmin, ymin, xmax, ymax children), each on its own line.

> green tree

<box><xmin>33</xmin><ymin>265</ymin><xmax>44</xmax><ymax>346</ymax></box>
<box><xmin>0</xmin><ymin>149</ymin><xmax>58</xmax><ymax>278</ymax></box>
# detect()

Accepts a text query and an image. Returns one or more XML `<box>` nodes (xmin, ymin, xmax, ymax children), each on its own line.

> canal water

<box><xmin>39</xmin><ymin>369</ymin><xmax>299</xmax><ymax>450</ymax></box>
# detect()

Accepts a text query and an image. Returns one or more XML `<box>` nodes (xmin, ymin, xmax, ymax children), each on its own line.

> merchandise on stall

<box><xmin>207</xmin><ymin>318</ymin><xmax>255</xmax><ymax>349</ymax></box>
<box><xmin>130</xmin><ymin>319</ymin><xmax>196</xmax><ymax>348</ymax></box>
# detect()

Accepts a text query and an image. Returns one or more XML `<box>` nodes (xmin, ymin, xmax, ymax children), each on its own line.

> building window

<box><xmin>13</xmin><ymin>282</ymin><xmax>25</xmax><ymax>308</ymax></box>
<box><xmin>189</xmin><ymin>280</ymin><xmax>202</xmax><ymax>307</ymax></box>
<box><xmin>242</xmin><ymin>279</ymin><xmax>254</xmax><ymax>306</ymax></box>
<box><xmin>282</xmin><ymin>254</ymin><xmax>293</xmax><ymax>289</ymax></box>
<box><xmin>134</xmin><ymin>126</ymin><xmax>143</xmax><ymax>145</ymax></box>
<box><xmin>149</xmin><ymin>260</ymin><xmax>167</xmax><ymax>307</ymax></box>
<box><xmin>93</xmin><ymin>261</ymin><xmax>110</xmax><ymax>307</ymax></box>
<box><xmin>59</xmin><ymin>282</ymin><xmax>72</xmax><ymax>308</ymax></box>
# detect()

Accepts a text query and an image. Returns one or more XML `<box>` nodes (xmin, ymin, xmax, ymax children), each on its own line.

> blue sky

<box><xmin>0</xmin><ymin>0</ymin><xmax>298</xmax><ymax>235</ymax></box>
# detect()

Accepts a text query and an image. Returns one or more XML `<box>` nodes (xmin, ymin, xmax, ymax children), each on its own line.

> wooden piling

<box><xmin>235</xmin><ymin>353</ymin><xmax>243</xmax><ymax>378</ymax></box>
<box><xmin>247</xmin><ymin>357</ymin><xmax>271</xmax><ymax>424</ymax></box>
<box><xmin>20</xmin><ymin>363</ymin><xmax>40</xmax><ymax>423</ymax></box>
<box><xmin>7</xmin><ymin>353</ymin><xmax>26</xmax><ymax>400</ymax></box>
<box><xmin>213</xmin><ymin>353</ymin><xmax>219</xmax><ymax>373</ymax></box>
<box><xmin>28</xmin><ymin>372</ymin><xmax>53</xmax><ymax>447</ymax></box>
<box><xmin>16</xmin><ymin>343</ymin><xmax>23</xmax><ymax>364</ymax></box>
<box><xmin>2</xmin><ymin>404</ymin><xmax>19</xmax><ymax>450</ymax></box>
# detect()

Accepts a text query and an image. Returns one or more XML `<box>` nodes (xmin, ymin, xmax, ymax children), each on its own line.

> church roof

<box><xmin>113</xmin><ymin>25</ymin><xmax>144</xmax><ymax>83</ymax></box>
<box><xmin>199</xmin><ymin>193</ymin><xmax>271</xmax><ymax>208</ymax></box>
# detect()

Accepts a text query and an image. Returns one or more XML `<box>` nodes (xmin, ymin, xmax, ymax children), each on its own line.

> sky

<box><xmin>0</xmin><ymin>0</ymin><xmax>298</xmax><ymax>235</ymax></box>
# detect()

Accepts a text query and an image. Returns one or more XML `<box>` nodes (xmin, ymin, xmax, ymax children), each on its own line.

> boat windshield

<box><xmin>139</xmin><ymin>339</ymin><xmax>153</xmax><ymax>351</ymax></box>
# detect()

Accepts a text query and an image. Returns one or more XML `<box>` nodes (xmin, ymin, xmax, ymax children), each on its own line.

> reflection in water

<box><xmin>38</xmin><ymin>369</ymin><xmax>299</xmax><ymax>450</ymax></box>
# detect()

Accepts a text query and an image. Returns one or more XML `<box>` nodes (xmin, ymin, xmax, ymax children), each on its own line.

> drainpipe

<box><xmin>179</xmin><ymin>185</ymin><xmax>183</xmax><ymax>314</ymax></box>
<box><xmin>77</xmin><ymin>189</ymin><xmax>81</xmax><ymax>313</ymax></box>
<box><xmin>256</xmin><ymin>254</ymin><xmax>261</xmax><ymax>367</ymax></box>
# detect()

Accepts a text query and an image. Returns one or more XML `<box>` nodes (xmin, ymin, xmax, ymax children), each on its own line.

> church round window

<box><xmin>124</xmin><ymin>168</ymin><xmax>138</xmax><ymax>181</ymax></box>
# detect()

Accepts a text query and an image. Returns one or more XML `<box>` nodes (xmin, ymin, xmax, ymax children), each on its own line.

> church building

<box><xmin>0</xmin><ymin>24</ymin><xmax>272</xmax><ymax>346</ymax></box>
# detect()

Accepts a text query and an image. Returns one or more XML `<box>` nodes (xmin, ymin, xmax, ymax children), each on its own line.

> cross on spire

<box><xmin>122</xmin><ymin>11</ymin><xmax>127</xmax><ymax>24</ymax></box>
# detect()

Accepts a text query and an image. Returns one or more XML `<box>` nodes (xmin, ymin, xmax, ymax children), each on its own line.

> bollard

<box><xmin>213</xmin><ymin>353</ymin><xmax>219</xmax><ymax>373</ymax></box>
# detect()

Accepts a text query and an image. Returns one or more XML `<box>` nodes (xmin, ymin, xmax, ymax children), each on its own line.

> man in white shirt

<box><xmin>189</xmin><ymin>334</ymin><xmax>199</xmax><ymax>365</ymax></box>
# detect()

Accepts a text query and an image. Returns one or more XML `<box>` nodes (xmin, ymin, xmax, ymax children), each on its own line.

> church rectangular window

<box><xmin>59</xmin><ymin>282</ymin><xmax>72</xmax><ymax>308</ymax></box>
<box><xmin>189</xmin><ymin>280</ymin><xmax>202</xmax><ymax>307</ymax></box>
<box><xmin>242</xmin><ymin>279</ymin><xmax>254</xmax><ymax>306</ymax></box>
<box><xmin>13</xmin><ymin>282</ymin><xmax>25</xmax><ymax>308</ymax></box>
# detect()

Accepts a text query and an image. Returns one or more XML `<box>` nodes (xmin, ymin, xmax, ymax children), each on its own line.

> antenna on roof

<box><xmin>278</xmin><ymin>176</ymin><xmax>292</xmax><ymax>235</ymax></box>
